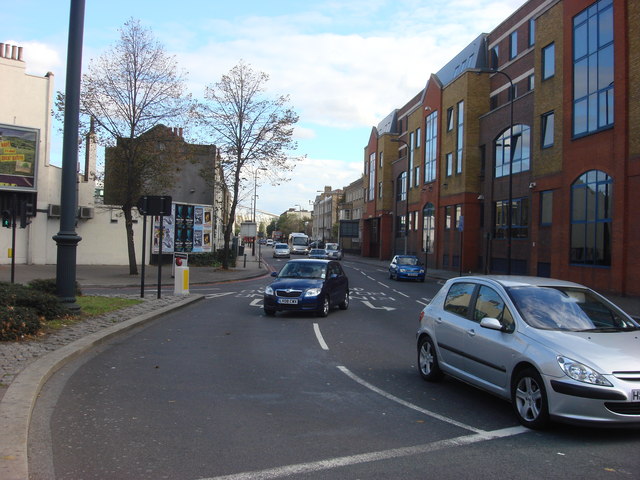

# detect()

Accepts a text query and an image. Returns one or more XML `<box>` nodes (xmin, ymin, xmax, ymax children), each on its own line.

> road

<box><xmin>29</xmin><ymin>259</ymin><xmax>640</xmax><ymax>479</ymax></box>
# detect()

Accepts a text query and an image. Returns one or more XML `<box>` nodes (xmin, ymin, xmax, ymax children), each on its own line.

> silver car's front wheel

<box><xmin>511</xmin><ymin>368</ymin><xmax>550</xmax><ymax>429</ymax></box>
<box><xmin>418</xmin><ymin>336</ymin><xmax>442</xmax><ymax>381</ymax></box>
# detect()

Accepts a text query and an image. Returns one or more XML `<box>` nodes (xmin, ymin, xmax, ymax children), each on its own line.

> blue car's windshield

<box><xmin>279</xmin><ymin>262</ymin><xmax>325</xmax><ymax>279</ymax></box>
<box><xmin>508</xmin><ymin>286</ymin><xmax>639</xmax><ymax>332</ymax></box>
<box><xmin>397</xmin><ymin>257</ymin><xmax>419</xmax><ymax>266</ymax></box>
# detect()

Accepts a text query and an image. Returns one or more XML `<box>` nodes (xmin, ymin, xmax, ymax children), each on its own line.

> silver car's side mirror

<box><xmin>480</xmin><ymin>317</ymin><xmax>503</xmax><ymax>331</ymax></box>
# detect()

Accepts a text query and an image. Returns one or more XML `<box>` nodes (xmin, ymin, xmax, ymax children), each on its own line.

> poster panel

<box><xmin>0</xmin><ymin>124</ymin><xmax>39</xmax><ymax>191</ymax></box>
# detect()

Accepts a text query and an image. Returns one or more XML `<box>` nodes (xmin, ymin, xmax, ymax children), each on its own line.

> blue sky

<box><xmin>4</xmin><ymin>0</ymin><xmax>526</xmax><ymax>215</ymax></box>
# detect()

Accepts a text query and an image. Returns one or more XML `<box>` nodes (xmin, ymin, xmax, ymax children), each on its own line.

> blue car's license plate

<box><xmin>278</xmin><ymin>298</ymin><xmax>298</xmax><ymax>305</ymax></box>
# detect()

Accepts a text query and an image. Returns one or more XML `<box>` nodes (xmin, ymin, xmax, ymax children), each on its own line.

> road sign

<box><xmin>137</xmin><ymin>195</ymin><xmax>172</xmax><ymax>216</ymax></box>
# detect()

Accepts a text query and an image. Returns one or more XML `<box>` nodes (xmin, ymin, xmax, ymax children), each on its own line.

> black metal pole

<box><xmin>157</xmin><ymin>214</ymin><xmax>163</xmax><ymax>299</ymax></box>
<box><xmin>10</xmin><ymin>195</ymin><xmax>16</xmax><ymax>284</ymax></box>
<box><xmin>53</xmin><ymin>0</ymin><xmax>85</xmax><ymax>310</ymax></box>
<box><xmin>140</xmin><ymin>214</ymin><xmax>147</xmax><ymax>298</ymax></box>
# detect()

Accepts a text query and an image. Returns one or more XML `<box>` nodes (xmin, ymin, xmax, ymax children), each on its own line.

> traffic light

<box><xmin>1</xmin><ymin>209</ymin><xmax>11</xmax><ymax>228</ymax></box>
<box><xmin>19</xmin><ymin>199</ymin><xmax>33</xmax><ymax>229</ymax></box>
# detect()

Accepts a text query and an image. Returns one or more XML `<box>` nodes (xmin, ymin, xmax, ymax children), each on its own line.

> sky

<box><xmin>3</xmin><ymin>0</ymin><xmax>527</xmax><ymax>216</ymax></box>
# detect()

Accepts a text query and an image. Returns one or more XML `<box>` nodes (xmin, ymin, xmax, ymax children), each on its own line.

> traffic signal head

<box><xmin>1</xmin><ymin>209</ymin><xmax>11</xmax><ymax>228</ymax></box>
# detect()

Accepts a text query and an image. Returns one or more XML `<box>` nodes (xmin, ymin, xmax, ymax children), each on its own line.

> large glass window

<box><xmin>570</xmin><ymin>170</ymin><xmax>612</xmax><ymax>266</ymax></box>
<box><xmin>541</xmin><ymin>111</ymin><xmax>555</xmax><ymax>148</ymax></box>
<box><xmin>422</xmin><ymin>203</ymin><xmax>435</xmax><ymax>253</ymax></box>
<box><xmin>572</xmin><ymin>0</ymin><xmax>614</xmax><ymax>137</ymax></box>
<box><xmin>495</xmin><ymin>125</ymin><xmax>531</xmax><ymax>178</ymax></box>
<box><xmin>368</xmin><ymin>152</ymin><xmax>375</xmax><ymax>201</ymax></box>
<box><xmin>446</xmin><ymin>152</ymin><xmax>453</xmax><ymax>177</ymax></box>
<box><xmin>456</xmin><ymin>101</ymin><xmax>464</xmax><ymax>174</ymax></box>
<box><xmin>495</xmin><ymin>197</ymin><xmax>529</xmax><ymax>239</ymax></box>
<box><xmin>396</xmin><ymin>172</ymin><xmax>407</xmax><ymax>201</ymax></box>
<box><xmin>542</xmin><ymin>43</ymin><xmax>555</xmax><ymax>80</ymax></box>
<box><xmin>424</xmin><ymin>111</ymin><xmax>438</xmax><ymax>183</ymax></box>
<box><xmin>510</xmin><ymin>31</ymin><xmax>518</xmax><ymax>59</ymax></box>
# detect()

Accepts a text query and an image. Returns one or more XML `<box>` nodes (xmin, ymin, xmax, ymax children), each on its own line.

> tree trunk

<box><xmin>123</xmin><ymin>204</ymin><xmax>139</xmax><ymax>275</ymax></box>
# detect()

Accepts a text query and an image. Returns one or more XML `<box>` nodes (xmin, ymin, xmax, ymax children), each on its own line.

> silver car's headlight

<box><xmin>265</xmin><ymin>286</ymin><xmax>274</xmax><ymax>295</ymax></box>
<box><xmin>305</xmin><ymin>288</ymin><xmax>321</xmax><ymax>297</ymax></box>
<box><xmin>557</xmin><ymin>356</ymin><xmax>612</xmax><ymax>386</ymax></box>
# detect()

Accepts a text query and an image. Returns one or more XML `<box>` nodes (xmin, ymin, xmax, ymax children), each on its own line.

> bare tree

<box><xmin>198</xmin><ymin>61</ymin><xmax>303</xmax><ymax>269</ymax></box>
<box><xmin>61</xmin><ymin>18</ymin><xmax>193</xmax><ymax>274</ymax></box>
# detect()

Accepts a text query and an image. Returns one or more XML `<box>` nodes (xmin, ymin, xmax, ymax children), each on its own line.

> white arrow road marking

<box><xmin>250</xmin><ymin>298</ymin><xmax>263</xmax><ymax>307</ymax></box>
<box><xmin>204</xmin><ymin>292</ymin><xmax>235</xmax><ymax>299</ymax></box>
<box><xmin>361</xmin><ymin>301</ymin><xmax>396</xmax><ymax>311</ymax></box>
<box><xmin>313</xmin><ymin>323</ymin><xmax>329</xmax><ymax>350</ymax></box>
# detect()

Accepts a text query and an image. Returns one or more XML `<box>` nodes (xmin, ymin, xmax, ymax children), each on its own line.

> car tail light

<box><xmin>418</xmin><ymin>311</ymin><xmax>425</xmax><ymax>324</ymax></box>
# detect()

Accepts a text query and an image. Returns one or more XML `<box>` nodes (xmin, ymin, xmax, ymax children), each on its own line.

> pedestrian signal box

<box><xmin>2</xmin><ymin>210</ymin><xmax>11</xmax><ymax>228</ymax></box>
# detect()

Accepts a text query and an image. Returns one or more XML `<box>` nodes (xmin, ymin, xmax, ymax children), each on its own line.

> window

<box><xmin>456</xmin><ymin>101</ymin><xmax>464</xmax><ymax>174</ymax></box>
<box><xmin>444</xmin><ymin>205</ymin><xmax>453</xmax><ymax>230</ymax></box>
<box><xmin>446</xmin><ymin>153</ymin><xmax>453</xmax><ymax>177</ymax></box>
<box><xmin>529</xmin><ymin>18</ymin><xmax>535</xmax><ymax>47</ymax></box>
<box><xmin>444</xmin><ymin>282</ymin><xmax>476</xmax><ymax>317</ymax></box>
<box><xmin>379</xmin><ymin>151</ymin><xmax>383</xmax><ymax>168</ymax></box>
<box><xmin>490</xmin><ymin>46</ymin><xmax>499</xmax><ymax>69</ymax></box>
<box><xmin>495</xmin><ymin>197</ymin><xmax>529</xmax><ymax>239</ymax></box>
<box><xmin>397</xmin><ymin>172</ymin><xmax>407</xmax><ymax>201</ymax></box>
<box><xmin>495</xmin><ymin>125</ymin><xmax>531</xmax><ymax>178</ymax></box>
<box><xmin>396</xmin><ymin>214</ymin><xmax>406</xmax><ymax>238</ymax></box>
<box><xmin>570</xmin><ymin>170</ymin><xmax>612</xmax><ymax>266</ymax></box>
<box><xmin>541</xmin><ymin>111</ymin><xmax>555</xmax><ymax>148</ymax></box>
<box><xmin>422</xmin><ymin>203</ymin><xmax>435</xmax><ymax>253</ymax></box>
<box><xmin>424</xmin><ymin>111</ymin><xmax>438</xmax><ymax>183</ymax></box>
<box><xmin>528</xmin><ymin>74</ymin><xmax>535</xmax><ymax>91</ymax></box>
<box><xmin>409</xmin><ymin>131</ymin><xmax>415</xmax><ymax>188</ymax></box>
<box><xmin>540</xmin><ymin>190</ymin><xmax>553</xmax><ymax>225</ymax></box>
<box><xmin>542</xmin><ymin>42</ymin><xmax>555</xmax><ymax>80</ymax></box>
<box><xmin>510</xmin><ymin>31</ymin><xmax>518</xmax><ymax>59</ymax></box>
<box><xmin>455</xmin><ymin>204</ymin><xmax>462</xmax><ymax>230</ymax></box>
<box><xmin>378</xmin><ymin>182</ymin><xmax>383</xmax><ymax>198</ymax></box>
<box><xmin>368</xmin><ymin>152</ymin><xmax>375</xmax><ymax>201</ymax></box>
<box><xmin>475</xmin><ymin>286</ymin><xmax>515</xmax><ymax>332</ymax></box>
<box><xmin>572</xmin><ymin>0</ymin><xmax>614</xmax><ymax>137</ymax></box>
<box><xmin>415</xmin><ymin>127</ymin><xmax>421</xmax><ymax>147</ymax></box>
<box><xmin>446</xmin><ymin>107</ymin><xmax>454</xmax><ymax>131</ymax></box>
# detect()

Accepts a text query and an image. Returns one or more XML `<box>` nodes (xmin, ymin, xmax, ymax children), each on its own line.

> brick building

<box><xmin>362</xmin><ymin>0</ymin><xmax>639</xmax><ymax>296</ymax></box>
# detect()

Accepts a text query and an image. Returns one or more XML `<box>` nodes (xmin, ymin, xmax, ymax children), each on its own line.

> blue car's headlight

<box><xmin>557</xmin><ymin>356</ymin><xmax>612</xmax><ymax>386</ymax></box>
<box><xmin>265</xmin><ymin>286</ymin><xmax>274</xmax><ymax>295</ymax></box>
<box><xmin>305</xmin><ymin>288</ymin><xmax>321</xmax><ymax>297</ymax></box>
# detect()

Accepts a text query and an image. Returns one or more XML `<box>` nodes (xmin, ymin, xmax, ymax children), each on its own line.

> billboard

<box><xmin>0</xmin><ymin>124</ymin><xmax>39</xmax><ymax>192</ymax></box>
<box><xmin>152</xmin><ymin>202</ymin><xmax>213</xmax><ymax>254</ymax></box>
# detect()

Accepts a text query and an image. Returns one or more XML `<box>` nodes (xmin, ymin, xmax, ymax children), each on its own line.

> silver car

<box><xmin>417</xmin><ymin>275</ymin><xmax>640</xmax><ymax>429</ymax></box>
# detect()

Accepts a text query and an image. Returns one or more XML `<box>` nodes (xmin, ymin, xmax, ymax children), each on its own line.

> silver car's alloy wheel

<box><xmin>418</xmin><ymin>336</ymin><xmax>442</xmax><ymax>381</ymax></box>
<box><xmin>512</xmin><ymin>368</ymin><xmax>549</xmax><ymax>429</ymax></box>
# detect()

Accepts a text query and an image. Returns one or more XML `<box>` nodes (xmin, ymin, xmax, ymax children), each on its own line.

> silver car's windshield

<box><xmin>279</xmin><ymin>262</ymin><xmax>325</xmax><ymax>279</ymax></box>
<box><xmin>508</xmin><ymin>286</ymin><xmax>639</xmax><ymax>332</ymax></box>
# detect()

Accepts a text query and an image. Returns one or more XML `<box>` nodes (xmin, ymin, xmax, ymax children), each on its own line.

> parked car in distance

<box><xmin>308</xmin><ymin>248</ymin><xmax>329</xmax><ymax>259</ymax></box>
<box><xmin>266</xmin><ymin>239</ymin><xmax>274</xmax><ymax>247</ymax></box>
<box><xmin>389</xmin><ymin>255</ymin><xmax>425</xmax><ymax>281</ymax></box>
<box><xmin>263</xmin><ymin>259</ymin><xmax>349</xmax><ymax>317</ymax></box>
<box><xmin>416</xmin><ymin>275</ymin><xmax>640</xmax><ymax>429</ymax></box>
<box><xmin>272</xmin><ymin>243</ymin><xmax>290</xmax><ymax>258</ymax></box>
<box><xmin>258</xmin><ymin>238</ymin><xmax>267</xmax><ymax>245</ymax></box>
<box><xmin>325</xmin><ymin>243</ymin><xmax>343</xmax><ymax>260</ymax></box>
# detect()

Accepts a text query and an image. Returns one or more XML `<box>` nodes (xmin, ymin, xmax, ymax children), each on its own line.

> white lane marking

<box><xmin>313</xmin><ymin>323</ymin><xmax>329</xmax><ymax>350</ymax></box>
<box><xmin>393</xmin><ymin>290</ymin><xmax>409</xmax><ymax>298</ymax></box>
<box><xmin>377</xmin><ymin>282</ymin><xmax>390</xmax><ymax>288</ymax></box>
<box><xmin>416</xmin><ymin>300</ymin><xmax>429</xmax><ymax>306</ymax></box>
<box><xmin>338</xmin><ymin>366</ymin><xmax>486</xmax><ymax>434</ymax></box>
<box><xmin>201</xmin><ymin>426</ymin><xmax>527</xmax><ymax>480</ymax></box>
<box><xmin>204</xmin><ymin>292</ymin><xmax>235</xmax><ymax>299</ymax></box>
<box><xmin>361</xmin><ymin>301</ymin><xmax>396</xmax><ymax>311</ymax></box>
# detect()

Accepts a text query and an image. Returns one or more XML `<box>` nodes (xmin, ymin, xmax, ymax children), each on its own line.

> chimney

<box><xmin>179</xmin><ymin>127</ymin><xmax>183</xmax><ymax>137</ymax></box>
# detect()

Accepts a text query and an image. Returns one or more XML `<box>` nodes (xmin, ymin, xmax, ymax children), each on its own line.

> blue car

<box><xmin>264</xmin><ymin>259</ymin><xmax>349</xmax><ymax>317</ymax></box>
<box><xmin>389</xmin><ymin>255</ymin><xmax>425</xmax><ymax>282</ymax></box>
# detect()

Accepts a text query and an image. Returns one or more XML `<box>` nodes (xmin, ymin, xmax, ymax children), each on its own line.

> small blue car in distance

<box><xmin>389</xmin><ymin>255</ymin><xmax>425</xmax><ymax>282</ymax></box>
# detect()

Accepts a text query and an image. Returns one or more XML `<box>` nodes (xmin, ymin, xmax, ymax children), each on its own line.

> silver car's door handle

<box><xmin>466</xmin><ymin>329</ymin><xmax>476</xmax><ymax>337</ymax></box>
<box><xmin>436</xmin><ymin>317</ymin><xmax>443</xmax><ymax>324</ymax></box>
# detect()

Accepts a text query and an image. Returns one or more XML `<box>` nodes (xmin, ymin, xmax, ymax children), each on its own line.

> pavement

<box><xmin>1</xmin><ymin>252</ymin><xmax>640</xmax><ymax>479</ymax></box>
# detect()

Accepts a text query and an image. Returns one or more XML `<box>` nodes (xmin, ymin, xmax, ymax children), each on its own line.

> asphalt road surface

<box><xmin>29</xmin><ymin>259</ymin><xmax>640</xmax><ymax>479</ymax></box>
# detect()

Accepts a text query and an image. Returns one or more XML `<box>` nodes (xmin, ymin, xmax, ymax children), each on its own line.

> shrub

<box><xmin>0</xmin><ymin>306</ymin><xmax>42</xmax><ymax>341</ymax></box>
<box><xmin>0</xmin><ymin>282</ymin><xmax>67</xmax><ymax>322</ymax></box>
<box><xmin>27</xmin><ymin>278</ymin><xmax>82</xmax><ymax>297</ymax></box>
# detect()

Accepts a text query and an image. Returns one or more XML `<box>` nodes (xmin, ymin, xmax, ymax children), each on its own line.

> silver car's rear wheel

<box><xmin>511</xmin><ymin>368</ymin><xmax>550</xmax><ymax>429</ymax></box>
<box><xmin>418</xmin><ymin>336</ymin><xmax>442</xmax><ymax>381</ymax></box>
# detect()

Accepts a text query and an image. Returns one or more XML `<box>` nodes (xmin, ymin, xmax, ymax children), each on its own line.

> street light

<box><xmin>252</xmin><ymin>166</ymin><xmax>267</xmax><ymax>255</ymax></box>
<box><xmin>316</xmin><ymin>190</ymin><xmax>326</xmax><ymax>245</ymax></box>
<box><xmin>391</xmin><ymin>137</ymin><xmax>410</xmax><ymax>255</ymax></box>
<box><xmin>477</xmin><ymin>68</ymin><xmax>517</xmax><ymax>274</ymax></box>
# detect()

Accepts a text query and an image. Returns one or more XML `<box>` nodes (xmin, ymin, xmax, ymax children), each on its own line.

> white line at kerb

<box><xmin>313</xmin><ymin>323</ymin><xmax>329</xmax><ymax>350</ymax></box>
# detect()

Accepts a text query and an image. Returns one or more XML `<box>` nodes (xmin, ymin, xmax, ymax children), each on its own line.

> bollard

<box><xmin>244</xmin><ymin>253</ymin><xmax>247</xmax><ymax>267</ymax></box>
<box><xmin>174</xmin><ymin>265</ymin><xmax>189</xmax><ymax>295</ymax></box>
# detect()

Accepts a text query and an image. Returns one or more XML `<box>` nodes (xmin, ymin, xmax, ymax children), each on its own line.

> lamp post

<box><xmin>252</xmin><ymin>167</ymin><xmax>267</xmax><ymax>255</ymax></box>
<box><xmin>316</xmin><ymin>190</ymin><xmax>325</xmax><ymax>245</ymax></box>
<box><xmin>478</xmin><ymin>68</ymin><xmax>516</xmax><ymax>274</ymax></box>
<box><xmin>391</xmin><ymin>137</ymin><xmax>410</xmax><ymax>255</ymax></box>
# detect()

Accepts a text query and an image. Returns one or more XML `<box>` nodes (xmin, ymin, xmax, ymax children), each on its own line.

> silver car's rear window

<box><xmin>508</xmin><ymin>286</ymin><xmax>638</xmax><ymax>332</ymax></box>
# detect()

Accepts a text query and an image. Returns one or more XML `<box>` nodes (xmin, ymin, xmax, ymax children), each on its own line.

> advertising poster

<box><xmin>152</xmin><ymin>206</ymin><xmax>175</xmax><ymax>254</ymax></box>
<box><xmin>152</xmin><ymin>203</ymin><xmax>213</xmax><ymax>254</ymax></box>
<box><xmin>0</xmin><ymin>124</ymin><xmax>38</xmax><ymax>191</ymax></box>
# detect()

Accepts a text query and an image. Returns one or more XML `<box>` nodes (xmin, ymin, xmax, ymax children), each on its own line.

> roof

<box><xmin>435</xmin><ymin>33</ymin><xmax>488</xmax><ymax>87</ymax></box>
<box><xmin>448</xmin><ymin>275</ymin><xmax>587</xmax><ymax>289</ymax></box>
